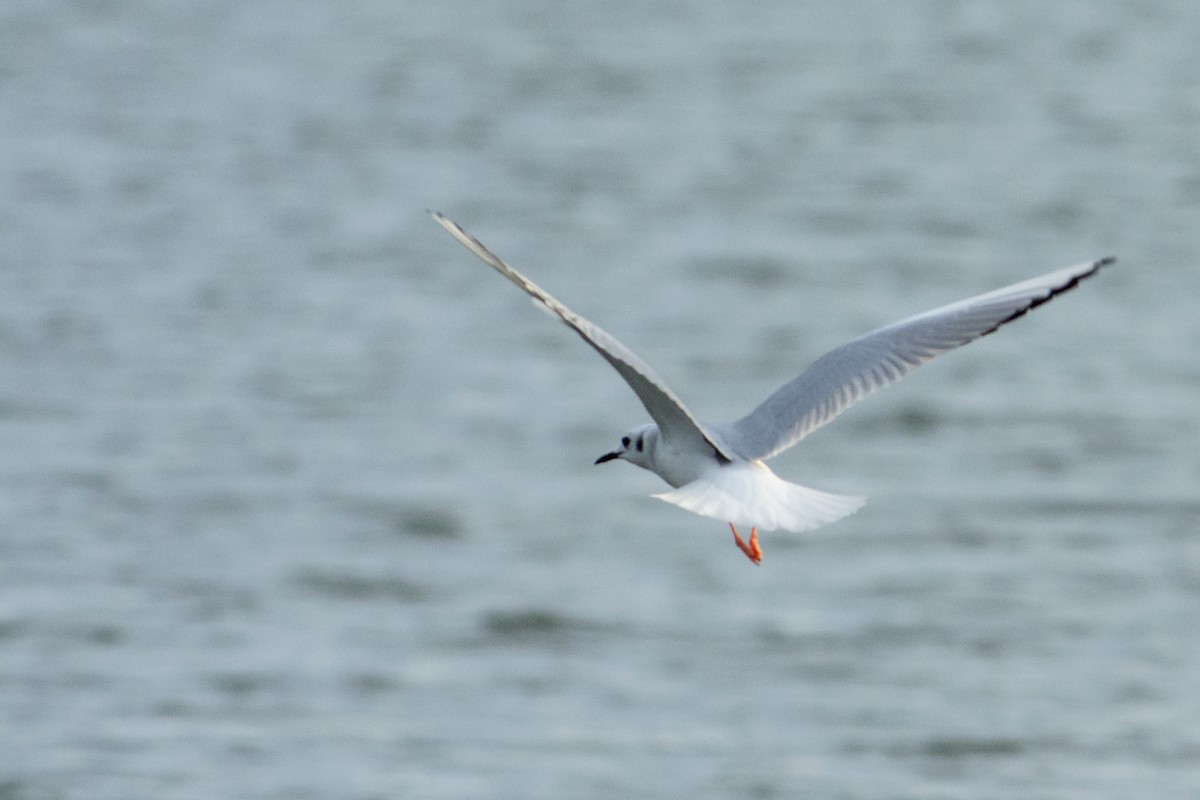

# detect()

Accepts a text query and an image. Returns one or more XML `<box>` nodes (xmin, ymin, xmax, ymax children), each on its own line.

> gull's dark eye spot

<box><xmin>621</xmin><ymin>436</ymin><xmax>630</xmax><ymax>448</ymax></box>
<box><xmin>635</xmin><ymin>435</ymin><xmax>644</xmax><ymax>452</ymax></box>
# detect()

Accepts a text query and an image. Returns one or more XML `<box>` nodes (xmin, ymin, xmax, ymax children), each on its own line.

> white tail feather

<box><xmin>652</xmin><ymin>461</ymin><xmax>865</xmax><ymax>532</ymax></box>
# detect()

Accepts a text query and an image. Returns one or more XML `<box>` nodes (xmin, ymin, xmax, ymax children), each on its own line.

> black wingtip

<box><xmin>1079</xmin><ymin>256</ymin><xmax>1115</xmax><ymax>283</ymax></box>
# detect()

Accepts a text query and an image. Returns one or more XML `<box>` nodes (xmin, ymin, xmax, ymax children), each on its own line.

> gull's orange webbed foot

<box><xmin>729</xmin><ymin>523</ymin><xmax>762</xmax><ymax>565</ymax></box>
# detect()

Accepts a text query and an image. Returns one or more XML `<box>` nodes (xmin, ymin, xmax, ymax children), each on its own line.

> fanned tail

<box><xmin>652</xmin><ymin>461</ymin><xmax>865</xmax><ymax>533</ymax></box>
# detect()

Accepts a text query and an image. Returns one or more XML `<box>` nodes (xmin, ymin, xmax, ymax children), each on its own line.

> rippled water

<box><xmin>1</xmin><ymin>2</ymin><xmax>1198</xmax><ymax>798</ymax></box>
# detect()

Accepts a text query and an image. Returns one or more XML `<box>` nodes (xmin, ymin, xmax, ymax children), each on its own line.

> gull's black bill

<box><xmin>594</xmin><ymin>451</ymin><xmax>620</xmax><ymax>465</ymax></box>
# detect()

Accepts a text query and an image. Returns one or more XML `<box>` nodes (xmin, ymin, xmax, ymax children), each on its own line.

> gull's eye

<box><xmin>621</xmin><ymin>436</ymin><xmax>631</xmax><ymax>448</ymax></box>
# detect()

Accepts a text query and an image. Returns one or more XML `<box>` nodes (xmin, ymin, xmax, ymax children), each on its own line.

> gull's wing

<box><xmin>722</xmin><ymin>258</ymin><xmax>1114</xmax><ymax>461</ymax></box>
<box><xmin>432</xmin><ymin>212</ymin><xmax>735</xmax><ymax>462</ymax></box>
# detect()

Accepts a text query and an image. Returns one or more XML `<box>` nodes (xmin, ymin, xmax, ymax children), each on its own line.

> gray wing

<box><xmin>721</xmin><ymin>258</ymin><xmax>1114</xmax><ymax>461</ymax></box>
<box><xmin>432</xmin><ymin>212</ymin><xmax>735</xmax><ymax>462</ymax></box>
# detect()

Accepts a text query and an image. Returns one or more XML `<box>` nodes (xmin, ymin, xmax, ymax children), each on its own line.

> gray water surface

<box><xmin>1</xmin><ymin>2</ymin><xmax>1198</xmax><ymax>798</ymax></box>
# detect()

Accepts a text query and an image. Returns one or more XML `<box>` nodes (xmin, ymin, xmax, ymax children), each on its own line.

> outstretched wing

<box><xmin>432</xmin><ymin>212</ymin><xmax>734</xmax><ymax>462</ymax></box>
<box><xmin>721</xmin><ymin>258</ymin><xmax>1113</xmax><ymax>461</ymax></box>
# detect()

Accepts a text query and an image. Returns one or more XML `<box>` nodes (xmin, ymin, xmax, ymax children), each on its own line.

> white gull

<box><xmin>433</xmin><ymin>211</ymin><xmax>1112</xmax><ymax>564</ymax></box>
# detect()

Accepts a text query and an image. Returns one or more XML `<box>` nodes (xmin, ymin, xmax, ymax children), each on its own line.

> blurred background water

<box><xmin>1</xmin><ymin>1</ymin><xmax>1197</xmax><ymax>798</ymax></box>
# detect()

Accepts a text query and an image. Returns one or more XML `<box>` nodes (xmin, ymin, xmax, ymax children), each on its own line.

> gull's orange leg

<box><xmin>729</xmin><ymin>523</ymin><xmax>762</xmax><ymax>565</ymax></box>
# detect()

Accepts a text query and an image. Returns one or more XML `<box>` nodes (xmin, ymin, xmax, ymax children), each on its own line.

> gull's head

<box><xmin>594</xmin><ymin>423</ymin><xmax>658</xmax><ymax>471</ymax></box>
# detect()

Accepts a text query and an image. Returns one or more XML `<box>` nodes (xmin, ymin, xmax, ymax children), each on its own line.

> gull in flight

<box><xmin>432</xmin><ymin>212</ymin><xmax>1112</xmax><ymax>564</ymax></box>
